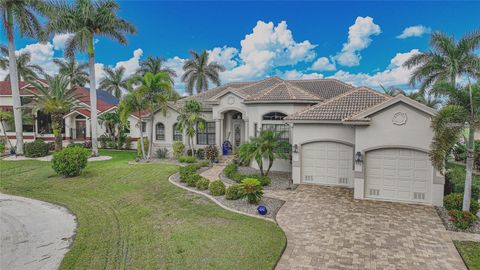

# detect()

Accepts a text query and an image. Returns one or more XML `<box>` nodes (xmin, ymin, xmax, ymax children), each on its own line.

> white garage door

<box><xmin>365</xmin><ymin>148</ymin><xmax>431</xmax><ymax>203</ymax></box>
<box><xmin>302</xmin><ymin>142</ymin><xmax>353</xmax><ymax>186</ymax></box>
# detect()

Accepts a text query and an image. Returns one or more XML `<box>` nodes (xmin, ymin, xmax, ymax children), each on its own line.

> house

<box><xmin>0</xmin><ymin>80</ymin><xmax>141</xmax><ymax>145</ymax></box>
<box><xmin>146</xmin><ymin>77</ymin><xmax>443</xmax><ymax>206</ymax></box>
<box><xmin>1</xmin><ymin>77</ymin><xmax>444</xmax><ymax>206</ymax></box>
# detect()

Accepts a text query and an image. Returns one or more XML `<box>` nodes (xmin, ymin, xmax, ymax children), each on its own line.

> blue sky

<box><xmin>4</xmin><ymin>1</ymin><xmax>480</xmax><ymax>94</ymax></box>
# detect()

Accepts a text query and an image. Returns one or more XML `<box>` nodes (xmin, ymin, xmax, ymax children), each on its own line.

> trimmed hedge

<box><xmin>186</xmin><ymin>173</ymin><xmax>202</xmax><ymax>187</ymax></box>
<box><xmin>209</xmin><ymin>180</ymin><xmax>226</xmax><ymax>196</ymax></box>
<box><xmin>195</xmin><ymin>177</ymin><xmax>210</xmax><ymax>190</ymax></box>
<box><xmin>225</xmin><ymin>184</ymin><xmax>242</xmax><ymax>200</ymax></box>
<box><xmin>52</xmin><ymin>146</ymin><xmax>90</xmax><ymax>177</ymax></box>
<box><xmin>223</xmin><ymin>163</ymin><xmax>271</xmax><ymax>186</ymax></box>
<box><xmin>178</xmin><ymin>155</ymin><xmax>197</xmax><ymax>163</ymax></box>
<box><xmin>25</xmin><ymin>139</ymin><xmax>50</xmax><ymax>157</ymax></box>
<box><xmin>444</xmin><ymin>193</ymin><xmax>479</xmax><ymax>215</ymax></box>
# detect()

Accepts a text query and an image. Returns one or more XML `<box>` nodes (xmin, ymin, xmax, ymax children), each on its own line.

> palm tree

<box><xmin>0</xmin><ymin>46</ymin><xmax>45</xmax><ymax>81</ymax></box>
<box><xmin>98</xmin><ymin>109</ymin><xmax>123</xmax><ymax>149</ymax></box>
<box><xmin>0</xmin><ymin>0</ymin><xmax>45</xmax><ymax>155</ymax></box>
<box><xmin>46</xmin><ymin>0</ymin><xmax>136</xmax><ymax>156</ymax></box>
<box><xmin>132</xmin><ymin>72</ymin><xmax>177</xmax><ymax>159</ymax></box>
<box><xmin>403</xmin><ymin>31</ymin><xmax>480</xmax><ymax>92</ymax></box>
<box><xmin>53</xmin><ymin>56</ymin><xmax>88</xmax><ymax>86</ymax></box>
<box><xmin>379</xmin><ymin>84</ymin><xmax>405</xmax><ymax>96</ymax></box>
<box><xmin>430</xmin><ymin>82</ymin><xmax>479</xmax><ymax>212</ymax></box>
<box><xmin>99</xmin><ymin>66</ymin><xmax>128</xmax><ymax>99</ymax></box>
<box><xmin>118</xmin><ymin>86</ymin><xmax>147</xmax><ymax>159</ymax></box>
<box><xmin>176</xmin><ymin>99</ymin><xmax>204</xmax><ymax>156</ymax></box>
<box><xmin>237</xmin><ymin>130</ymin><xmax>291</xmax><ymax>176</ymax></box>
<box><xmin>181</xmin><ymin>50</ymin><xmax>225</xmax><ymax>95</ymax></box>
<box><xmin>28</xmin><ymin>75</ymin><xmax>81</xmax><ymax>151</ymax></box>
<box><xmin>0</xmin><ymin>109</ymin><xmax>15</xmax><ymax>150</ymax></box>
<box><xmin>137</xmin><ymin>56</ymin><xmax>177</xmax><ymax>84</ymax></box>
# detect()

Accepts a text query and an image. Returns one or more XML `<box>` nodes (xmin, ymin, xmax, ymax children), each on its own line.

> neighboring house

<box><xmin>147</xmin><ymin>77</ymin><xmax>443</xmax><ymax>206</ymax></box>
<box><xmin>0</xmin><ymin>79</ymin><xmax>140</xmax><ymax>145</ymax></box>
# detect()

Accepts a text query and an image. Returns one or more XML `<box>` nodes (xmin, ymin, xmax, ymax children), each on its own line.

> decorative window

<box><xmin>156</xmin><ymin>123</ymin><xmax>165</xmax><ymax>141</ymax></box>
<box><xmin>262</xmin><ymin>112</ymin><xmax>287</xmax><ymax>121</ymax></box>
<box><xmin>141</xmin><ymin>121</ymin><xmax>147</xmax><ymax>133</ymax></box>
<box><xmin>262</xmin><ymin>123</ymin><xmax>290</xmax><ymax>153</ymax></box>
<box><xmin>232</xmin><ymin>112</ymin><xmax>242</xmax><ymax>119</ymax></box>
<box><xmin>197</xmin><ymin>122</ymin><xmax>215</xmax><ymax>145</ymax></box>
<box><xmin>173</xmin><ymin>123</ymin><xmax>182</xmax><ymax>141</ymax></box>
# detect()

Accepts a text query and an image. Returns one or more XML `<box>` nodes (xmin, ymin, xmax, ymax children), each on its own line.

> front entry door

<box><xmin>232</xmin><ymin>121</ymin><xmax>243</xmax><ymax>149</ymax></box>
<box><xmin>75</xmin><ymin>120</ymin><xmax>86</xmax><ymax>140</ymax></box>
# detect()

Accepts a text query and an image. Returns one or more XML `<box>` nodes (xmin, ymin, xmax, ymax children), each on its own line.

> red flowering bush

<box><xmin>448</xmin><ymin>210</ymin><xmax>477</xmax><ymax>229</ymax></box>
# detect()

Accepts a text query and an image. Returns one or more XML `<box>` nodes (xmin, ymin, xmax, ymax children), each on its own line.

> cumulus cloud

<box><xmin>335</xmin><ymin>16</ymin><xmax>381</xmax><ymax>67</ymax></box>
<box><xmin>114</xmin><ymin>48</ymin><xmax>143</xmax><ymax>77</ymax></box>
<box><xmin>52</xmin><ymin>33</ymin><xmax>74</xmax><ymax>50</ymax></box>
<box><xmin>310</xmin><ymin>57</ymin><xmax>336</xmax><ymax>71</ymax></box>
<box><xmin>329</xmin><ymin>49</ymin><xmax>420</xmax><ymax>87</ymax></box>
<box><xmin>163</xmin><ymin>56</ymin><xmax>186</xmax><ymax>92</ymax></box>
<box><xmin>207</xmin><ymin>46</ymin><xmax>239</xmax><ymax>69</ymax></box>
<box><xmin>281</xmin><ymin>70</ymin><xmax>324</xmax><ymax>80</ymax></box>
<box><xmin>17</xmin><ymin>42</ymin><xmax>59</xmax><ymax>75</ymax></box>
<box><xmin>397</xmin><ymin>25</ymin><xmax>431</xmax><ymax>39</ymax></box>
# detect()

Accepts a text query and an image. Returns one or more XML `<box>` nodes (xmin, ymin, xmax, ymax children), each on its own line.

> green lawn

<box><xmin>0</xmin><ymin>150</ymin><xmax>286</xmax><ymax>270</ymax></box>
<box><xmin>455</xmin><ymin>241</ymin><xmax>480</xmax><ymax>270</ymax></box>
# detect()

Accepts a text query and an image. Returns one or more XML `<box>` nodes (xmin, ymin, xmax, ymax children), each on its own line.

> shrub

<box><xmin>444</xmin><ymin>193</ymin><xmax>479</xmax><ymax>215</ymax></box>
<box><xmin>225</xmin><ymin>184</ymin><xmax>242</xmax><ymax>200</ymax></box>
<box><xmin>198</xmin><ymin>160</ymin><xmax>210</xmax><ymax>168</ymax></box>
<box><xmin>47</xmin><ymin>142</ymin><xmax>55</xmax><ymax>151</ymax></box>
<box><xmin>205</xmin><ymin>145</ymin><xmax>219</xmax><ymax>162</ymax></box>
<box><xmin>224</xmin><ymin>164</ymin><xmax>238</xmax><ymax>178</ymax></box>
<box><xmin>156</xmin><ymin>147</ymin><xmax>169</xmax><ymax>159</ymax></box>
<box><xmin>25</xmin><ymin>139</ymin><xmax>49</xmax><ymax>157</ymax></box>
<box><xmin>124</xmin><ymin>136</ymin><xmax>134</xmax><ymax>149</ymax></box>
<box><xmin>98</xmin><ymin>135</ymin><xmax>110</xmax><ymax>148</ymax></box>
<box><xmin>240</xmin><ymin>178</ymin><xmax>263</xmax><ymax>204</ymax></box>
<box><xmin>178</xmin><ymin>155</ymin><xmax>197</xmax><ymax>163</ymax></box>
<box><xmin>83</xmin><ymin>141</ymin><xmax>92</xmax><ymax>149</ymax></box>
<box><xmin>186</xmin><ymin>173</ymin><xmax>202</xmax><ymax>187</ymax></box>
<box><xmin>179</xmin><ymin>165</ymin><xmax>197</xmax><ymax>182</ymax></box>
<box><xmin>187</xmin><ymin>149</ymin><xmax>196</xmax><ymax>157</ymax></box>
<box><xmin>136</xmin><ymin>137</ymin><xmax>149</xmax><ymax>157</ymax></box>
<box><xmin>196</xmin><ymin>148</ymin><xmax>205</xmax><ymax>160</ymax></box>
<box><xmin>52</xmin><ymin>146</ymin><xmax>90</xmax><ymax>177</ymax></box>
<box><xmin>172</xmin><ymin>141</ymin><xmax>185</xmax><ymax>159</ymax></box>
<box><xmin>68</xmin><ymin>142</ymin><xmax>85</xmax><ymax>148</ymax></box>
<box><xmin>107</xmin><ymin>140</ymin><xmax>116</xmax><ymax>148</ymax></box>
<box><xmin>445</xmin><ymin>165</ymin><xmax>479</xmax><ymax>200</ymax></box>
<box><xmin>195</xmin><ymin>177</ymin><xmax>210</xmax><ymax>190</ymax></box>
<box><xmin>448</xmin><ymin>210</ymin><xmax>477</xmax><ymax>229</ymax></box>
<box><xmin>255</xmin><ymin>175</ymin><xmax>271</xmax><ymax>186</ymax></box>
<box><xmin>0</xmin><ymin>141</ymin><xmax>5</xmax><ymax>154</ymax></box>
<box><xmin>209</xmin><ymin>180</ymin><xmax>226</xmax><ymax>196</ymax></box>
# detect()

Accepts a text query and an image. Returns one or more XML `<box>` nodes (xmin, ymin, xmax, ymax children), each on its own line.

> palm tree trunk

<box><xmin>6</xmin><ymin>9</ymin><xmax>24</xmax><ymax>155</ymax></box>
<box><xmin>265</xmin><ymin>158</ymin><xmax>274</xmax><ymax>177</ymax></box>
<box><xmin>463</xmin><ymin>125</ymin><xmax>475</xmax><ymax>212</ymax></box>
<box><xmin>138</xmin><ymin>115</ymin><xmax>146</xmax><ymax>159</ymax></box>
<box><xmin>1</xmin><ymin>120</ymin><xmax>14</xmax><ymax>150</ymax></box>
<box><xmin>88</xmin><ymin>37</ymin><xmax>98</xmax><ymax>157</ymax></box>
<box><xmin>52</xmin><ymin>114</ymin><xmax>63</xmax><ymax>151</ymax></box>
<box><xmin>148</xmin><ymin>111</ymin><xmax>154</xmax><ymax>160</ymax></box>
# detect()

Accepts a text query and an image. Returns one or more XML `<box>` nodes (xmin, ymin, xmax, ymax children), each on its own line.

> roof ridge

<box><xmin>235</xmin><ymin>76</ymin><xmax>284</xmax><ymax>94</ymax></box>
<box><xmin>248</xmin><ymin>80</ymin><xmax>284</xmax><ymax>100</ymax></box>
<box><xmin>284</xmin><ymin>81</ymin><xmax>320</xmax><ymax>100</ymax></box>
<box><xmin>286</xmin><ymin>78</ymin><xmax>355</xmax><ymax>88</ymax></box>
<box><xmin>354</xmin><ymin>86</ymin><xmax>393</xmax><ymax>99</ymax></box>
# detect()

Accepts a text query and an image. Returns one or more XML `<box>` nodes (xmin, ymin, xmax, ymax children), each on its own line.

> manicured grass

<box><xmin>0</xmin><ymin>150</ymin><xmax>286</xmax><ymax>270</ymax></box>
<box><xmin>455</xmin><ymin>241</ymin><xmax>480</xmax><ymax>270</ymax></box>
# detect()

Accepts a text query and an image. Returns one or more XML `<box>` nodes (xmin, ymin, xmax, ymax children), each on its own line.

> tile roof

<box><xmin>285</xmin><ymin>87</ymin><xmax>391</xmax><ymax>121</ymax></box>
<box><xmin>246</xmin><ymin>81</ymin><xmax>319</xmax><ymax>102</ymax></box>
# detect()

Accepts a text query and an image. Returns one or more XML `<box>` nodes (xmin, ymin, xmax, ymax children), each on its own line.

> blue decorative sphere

<box><xmin>257</xmin><ymin>205</ymin><xmax>267</xmax><ymax>215</ymax></box>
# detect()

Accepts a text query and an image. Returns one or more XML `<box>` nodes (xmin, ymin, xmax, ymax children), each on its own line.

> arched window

<box><xmin>156</xmin><ymin>123</ymin><xmax>165</xmax><ymax>141</ymax></box>
<box><xmin>173</xmin><ymin>123</ymin><xmax>182</xmax><ymax>141</ymax></box>
<box><xmin>262</xmin><ymin>112</ymin><xmax>287</xmax><ymax>121</ymax></box>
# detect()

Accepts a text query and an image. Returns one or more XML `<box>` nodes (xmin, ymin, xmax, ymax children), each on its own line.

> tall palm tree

<box><xmin>181</xmin><ymin>50</ymin><xmax>225</xmax><ymax>95</ymax></box>
<box><xmin>0</xmin><ymin>46</ymin><xmax>45</xmax><ymax>81</ymax></box>
<box><xmin>99</xmin><ymin>66</ymin><xmax>128</xmax><ymax>99</ymax></box>
<box><xmin>46</xmin><ymin>0</ymin><xmax>136</xmax><ymax>156</ymax></box>
<box><xmin>176</xmin><ymin>99</ymin><xmax>204</xmax><ymax>156</ymax></box>
<box><xmin>1</xmin><ymin>0</ymin><xmax>46</xmax><ymax>155</ymax></box>
<box><xmin>53</xmin><ymin>56</ymin><xmax>89</xmax><ymax>86</ymax></box>
<box><xmin>403</xmin><ymin>31</ymin><xmax>480</xmax><ymax>92</ymax></box>
<box><xmin>29</xmin><ymin>75</ymin><xmax>81</xmax><ymax>151</ymax></box>
<box><xmin>131</xmin><ymin>72</ymin><xmax>177</xmax><ymax>159</ymax></box>
<box><xmin>430</xmin><ymin>82</ymin><xmax>479</xmax><ymax>212</ymax></box>
<box><xmin>118</xmin><ymin>86</ymin><xmax>147</xmax><ymax>159</ymax></box>
<box><xmin>137</xmin><ymin>56</ymin><xmax>177</xmax><ymax>84</ymax></box>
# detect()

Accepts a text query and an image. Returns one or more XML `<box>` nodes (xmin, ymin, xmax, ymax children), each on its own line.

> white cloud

<box><xmin>397</xmin><ymin>25</ymin><xmax>431</xmax><ymax>39</ymax></box>
<box><xmin>114</xmin><ymin>48</ymin><xmax>143</xmax><ymax>77</ymax></box>
<box><xmin>207</xmin><ymin>46</ymin><xmax>238</xmax><ymax>69</ymax></box>
<box><xmin>17</xmin><ymin>42</ymin><xmax>59</xmax><ymax>75</ymax></box>
<box><xmin>163</xmin><ymin>56</ymin><xmax>186</xmax><ymax>92</ymax></box>
<box><xmin>281</xmin><ymin>70</ymin><xmax>324</xmax><ymax>80</ymax></box>
<box><xmin>52</xmin><ymin>33</ymin><xmax>74</xmax><ymax>50</ymax></box>
<box><xmin>310</xmin><ymin>57</ymin><xmax>336</xmax><ymax>71</ymax></box>
<box><xmin>335</xmin><ymin>16</ymin><xmax>381</xmax><ymax>67</ymax></box>
<box><xmin>329</xmin><ymin>49</ymin><xmax>420</xmax><ymax>87</ymax></box>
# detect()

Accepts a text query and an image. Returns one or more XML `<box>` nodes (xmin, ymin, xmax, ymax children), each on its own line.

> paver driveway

<box><xmin>266</xmin><ymin>185</ymin><xmax>466</xmax><ymax>270</ymax></box>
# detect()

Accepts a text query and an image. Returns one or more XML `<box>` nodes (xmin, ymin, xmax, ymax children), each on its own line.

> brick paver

<box><xmin>200</xmin><ymin>165</ymin><xmax>225</xmax><ymax>181</ymax></box>
<box><xmin>266</xmin><ymin>185</ymin><xmax>466</xmax><ymax>270</ymax></box>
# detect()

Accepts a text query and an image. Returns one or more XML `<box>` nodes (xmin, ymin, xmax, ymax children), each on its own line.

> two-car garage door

<box><xmin>302</xmin><ymin>142</ymin><xmax>353</xmax><ymax>186</ymax></box>
<box><xmin>365</xmin><ymin>148</ymin><xmax>431</xmax><ymax>203</ymax></box>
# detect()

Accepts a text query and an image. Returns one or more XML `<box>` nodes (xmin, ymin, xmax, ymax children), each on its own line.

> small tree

<box><xmin>176</xmin><ymin>99</ymin><xmax>205</xmax><ymax>156</ymax></box>
<box><xmin>237</xmin><ymin>130</ymin><xmax>290</xmax><ymax>176</ymax></box>
<box><xmin>119</xmin><ymin>88</ymin><xmax>147</xmax><ymax>159</ymax></box>
<box><xmin>98</xmin><ymin>109</ymin><xmax>125</xmax><ymax>149</ymax></box>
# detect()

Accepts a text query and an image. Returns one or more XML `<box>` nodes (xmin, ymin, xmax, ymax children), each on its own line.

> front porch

<box><xmin>215</xmin><ymin>109</ymin><xmax>249</xmax><ymax>155</ymax></box>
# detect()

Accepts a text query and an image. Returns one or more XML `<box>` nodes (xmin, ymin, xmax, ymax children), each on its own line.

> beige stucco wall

<box><xmin>353</xmin><ymin>102</ymin><xmax>443</xmax><ymax>206</ymax></box>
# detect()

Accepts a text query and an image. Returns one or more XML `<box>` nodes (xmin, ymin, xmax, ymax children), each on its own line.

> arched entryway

<box><xmin>221</xmin><ymin>110</ymin><xmax>246</xmax><ymax>151</ymax></box>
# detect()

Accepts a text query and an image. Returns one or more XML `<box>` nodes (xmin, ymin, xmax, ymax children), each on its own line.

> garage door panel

<box><xmin>302</xmin><ymin>142</ymin><xmax>353</xmax><ymax>186</ymax></box>
<box><xmin>366</xmin><ymin>148</ymin><xmax>431</xmax><ymax>203</ymax></box>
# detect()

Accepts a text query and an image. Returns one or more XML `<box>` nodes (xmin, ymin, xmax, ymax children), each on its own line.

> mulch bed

<box><xmin>435</xmin><ymin>206</ymin><xmax>480</xmax><ymax>234</ymax></box>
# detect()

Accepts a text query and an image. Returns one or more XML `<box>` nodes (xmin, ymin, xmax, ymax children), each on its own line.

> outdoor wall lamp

<box><xmin>355</xmin><ymin>151</ymin><xmax>363</xmax><ymax>164</ymax></box>
<box><xmin>293</xmin><ymin>144</ymin><xmax>299</xmax><ymax>153</ymax></box>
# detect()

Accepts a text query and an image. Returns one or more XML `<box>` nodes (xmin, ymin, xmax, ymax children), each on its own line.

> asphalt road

<box><xmin>0</xmin><ymin>193</ymin><xmax>76</xmax><ymax>270</ymax></box>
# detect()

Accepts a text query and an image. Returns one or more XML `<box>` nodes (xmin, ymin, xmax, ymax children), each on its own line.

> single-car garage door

<box><xmin>302</xmin><ymin>142</ymin><xmax>353</xmax><ymax>186</ymax></box>
<box><xmin>365</xmin><ymin>148</ymin><xmax>431</xmax><ymax>203</ymax></box>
